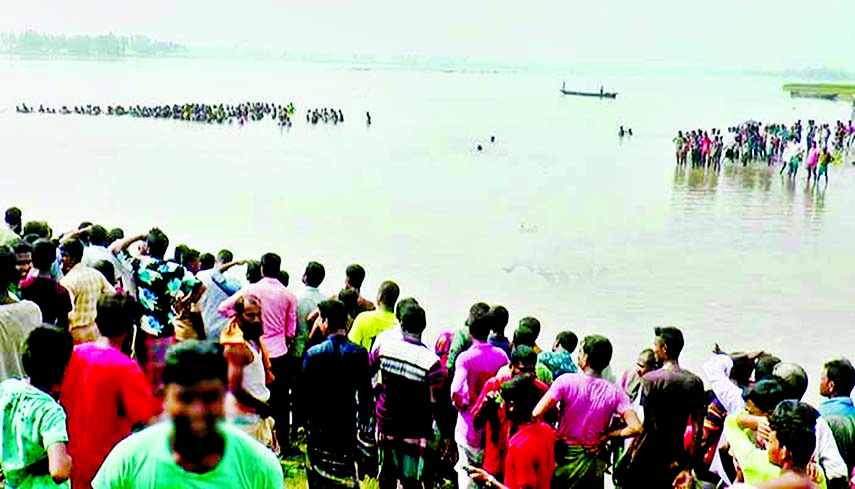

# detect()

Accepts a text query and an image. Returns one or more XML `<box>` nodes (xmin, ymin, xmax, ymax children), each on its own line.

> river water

<box><xmin>1</xmin><ymin>58</ymin><xmax>853</xmax><ymax>403</ymax></box>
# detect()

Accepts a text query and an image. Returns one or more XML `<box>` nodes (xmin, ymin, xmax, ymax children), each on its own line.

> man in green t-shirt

<box><xmin>92</xmin><ymin>341</ymin><xmax>284</xmax><ymax>489</ymax></box>
<box><xmin>0</xmin><ymin>326</ymin><xmax>74</xmax><ymax>489</ymax></box>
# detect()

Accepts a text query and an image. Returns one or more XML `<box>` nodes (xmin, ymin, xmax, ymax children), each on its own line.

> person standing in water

<box><xmin>817</xmin><ymin>147</ymin><xmax>831</xmax><ymax>185</ymax></box>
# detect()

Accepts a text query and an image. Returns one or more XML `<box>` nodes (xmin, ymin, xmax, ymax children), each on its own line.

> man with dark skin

<box><xmin>617</xmin><ymin>326</ymin><xmax>705</xmax><ymax>489</ymax></box>
<box><xmin>221</xmin><ymin>295</ymin><xmax>275</xmax><ymax>449</ymax></box>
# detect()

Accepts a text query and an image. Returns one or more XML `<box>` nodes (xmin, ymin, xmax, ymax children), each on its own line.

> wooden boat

<box><xmin>560</xmin><ymin>82</ymin><xmax>617</xmax><ymax>99</ymax></box>
<box><xmin>789</xmin><ymin>90</ymin><xmax>838</xmax><ymax>101</ymax></box>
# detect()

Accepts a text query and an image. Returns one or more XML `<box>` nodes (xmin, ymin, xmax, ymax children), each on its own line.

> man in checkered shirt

<box><xmin>59</xmin><ymin>239</ymin><xmax>114</xmax><ymax>343</ymax></box>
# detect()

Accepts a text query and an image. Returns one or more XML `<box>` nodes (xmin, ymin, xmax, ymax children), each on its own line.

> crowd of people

<box><xmin>15</xmin><ymin>101</ymin><xmax>298</xmax><ymax>127</ymax></box>
<box><xmin>0</xmin><ymin>205</ymin><xmax>853</xmax><ymax>489</ymax></box>
<box><xmin>306</xmin><ymin>108</ymin><xmax>344</xmax><ymax>125</ymax></box>
<box><xmin>673</xmin><ymin>119</ymin><xmax>855</xmax><ymax>185</ymax></box>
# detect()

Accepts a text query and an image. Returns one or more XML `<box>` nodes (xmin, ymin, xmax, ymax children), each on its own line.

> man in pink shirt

<box><xmin>218</xmin><ymin>252</ymin><xmax>297</xmax><ymax>449</ymax></box>
<box><xmin>532</xmin><ymin>334</ymin><xmax>641</xmax><ymax>489</ymax></box>
<box><xmin>451</xmin><ymin>310</ymin><xmax>510</xmax><ymax>489</ymax></box>
<box><xmin>60</xmin><ymin>293</ymin><xmax>160</xmax><ymax>489</ymax></box>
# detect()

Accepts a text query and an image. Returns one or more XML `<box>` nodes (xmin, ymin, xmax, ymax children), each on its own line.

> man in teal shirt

<box><xmin>818</xmin><ymin>359</ymin><xmax>855</xmax><ymax>419</ymax></box>
<box><xmin>92</xmin><ymin>341</ymin><xmax>283</xmax><ymax>489</ymax></box>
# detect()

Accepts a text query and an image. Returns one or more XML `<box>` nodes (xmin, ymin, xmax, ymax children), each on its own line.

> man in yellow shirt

<box><xmin>347</xmin><ymin>280</ymin><xmax>399</xmax><ymax>350</ymax></box>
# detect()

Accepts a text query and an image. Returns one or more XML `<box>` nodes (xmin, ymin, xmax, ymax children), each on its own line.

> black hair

<box><xmin>519</xmin><ymin>317</ymin><xmax>541</xmax><ymax>339</ymax></box>
<box><xmin>338</xmin><ymin>288</ymin><xmax>359</xmax><ymax>317</ymax></box>
<box><xmin>31</xmin><ymin>239</ymin><xmax>56</xmax><ymax>271</ymax></box>
<box><xmin>199</xmin><ymin>253</ymin><xmax>215</xmax><ymax>271</ymax></box>
<box><xmin>510</xmin><ymin>345</ymin><xmax>537</xmax><ymax>367</ymax></box>
<box><xmin>22</xmin><ymin>221</ymin><xmax>51</xmax><ymax>239</ymax></box>
<box><xmin>260</xmin><ymin>252</ymin><xmax>281</xmax><ymax>278</ymax></box>
<box><xmin>173</xmin><ymin>244</ymin><xmax>190</xmax><ymax>264</ymax></box>
<box><xmin>216</xmin><ymin>249</ymin><xmax>233</xmax><ymax>264</ymax></box>
<box><xmin>555</xmin><ymin>331</ymin><xmax>578</xmax><ymax>353</ymax></box>
<box><xmin>106</xmin><ymin>227</ymin><xmax>124</xmax><ymax>245</ymax></box>
<box><xmin>60</xmin><ymin>239</ymin><xmax>84</xmax><ymax>262</ymax></box>
<box><xmin>773</xmin><ymin>363</ymin><xmax>809</xmax><ymax>401</ymax></box>
<box><xmin>377</xmin><ymin>280</ymin><xmax>400</xmax><ymax>310</ymax></box>
<box><xmin>743</xmin><ymin>378</ymin><xmax>786</xmax><ymax>415</ymax></box>
<box><xmin>395</xmin><ymin>297</ymin><xmax>419</xmax><ymax>322</ymax></box>
<box><xmin>13</xmin><ymin>241</ymin><xmax>32</xmax><ymax>255</ymax></box>
<box><xmin>318</xmin><ymin>299</ymin><xmax>347</xmax><ymax>332</ymax></box>
<box><xmin>400</xmin><ymin>302</ymin><xmax>426</xmax><ymax>335</ymax></box>
<box><xmin>5</xmin><ymin>207</ymin><xmax>22</xmax><ymax>227</ymax></box>
<box><xmin>0</xmin><ymin>246</ymin><xmax>15</xmax><ymax>288</ymax></box>
<box><xmin>500</xmin><ymin>374</ymin><xmax>540</xmax><ymax>422</ymax></box>
<box><xmin>490</xmin><ymin>305</ymin><xmax>509</xmax><ymax>333</ymax></box>
<box><xmin>468</xmin><ymin>311</ymin><xmax>493</xmax><ymax>342</ymax></box>
<box><xmin>755</xmin><ymin>354</ymin><xmax>781</xmax><ymax>382</ymax></box>
<box><xmin>163</xmin><ymin>340</ymin><xmax>227</xmax><ymax>387</ymax></box>
<box><xmin>466</xmin><ymin>302</ymin><xmax>490</xmax><ymax>326</ymax></box>
<box><xmin>93</xmin><ymin>260</ymin><xmax>116</xmax><ymax>285</ymax></box>
<box><xmin>823</xmin><ymin>359</ymin><xmax>855</xmax><ymax>397</ymax></box>
<box><xmin>304</xmin><ymin>261</ymin><xmax>325</xmax><ymax>288</ymax></box>
<box><xmin>277</xmin><ymin>270</ymin><xmax>289</xmax><ymax>287</ymax></box>
<box><xmin>88</xmin><ymin>225</ymin><xmax>108</xmax><ymax>247</ymax></box>
<box><xmin>345</xmin><ymin>263</ymin><xmax>366</xmax><ymax>289</ymax></box>
<box><xmin>769</xmin><ymin>400</ymin><xmax>820</xmax><ymax>468</ymax></box>
<box><xmin>96</xmin><ymin>293</ymin><xmax>138</xmax><ymax>338</ymax></box>
<box><xmin>513</xmin><ymin>326</ymin><xmax>536</xmax><ymax>348</ymax></box>
<box><xmin>22</xmin><ymin>326</ymin><xmax>73</xmax><ymax>389</ymax></box>
<box><xmin>245</xmin><ymin>260</ymin><xmax>262</xmax><ymax>284</ymax></box>
<box><xmin>146</xmin><ymin>228</ymin><xmax>169</xmax><ymax>259</ymax></box>
<box><xmin>730</xmin><ymin>355</ymin><xmax>755</xmax><ymax>387</ymax></box>
<box><xmin>181</xmin><ymin>249</ymin><xmax>200</xmax><ymax>269</ymax></box>
<box><xmin>654</xmin><ymin>326</ymin><xmax>684</xmax><ymax>359</ymax></box>
<box><xmin>582</xmin><ymin>335</ymin><xmax>612</xmax><ymax>373</ymax></box>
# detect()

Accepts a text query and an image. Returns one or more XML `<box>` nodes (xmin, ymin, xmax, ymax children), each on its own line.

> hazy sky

<box><xmin>3</xmin><ymin>0</ymin><xmax>854</xmax><ymax>70</ymax></box>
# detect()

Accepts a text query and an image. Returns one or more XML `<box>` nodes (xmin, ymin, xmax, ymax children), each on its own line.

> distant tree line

<box><xmin>0</xmin><ymin>31</ymin><xmax>184</xmax><ymax>57</ymax></box>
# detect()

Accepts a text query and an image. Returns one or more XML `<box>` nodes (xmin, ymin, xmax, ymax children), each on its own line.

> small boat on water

<box><xmin>789</xmin><ymin>90</ymin><xmax>838</xmax><ymax>101</ymax></box>
<box><xmin>560</xmin><ymin>82</ymin><xmax>618</xmax><ymax>99</ymax></box>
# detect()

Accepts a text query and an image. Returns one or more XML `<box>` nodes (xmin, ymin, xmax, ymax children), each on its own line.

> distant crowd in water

<box><xmin>673</xmin><ymin>119</ymin><xmax>855</xmax><ymax>186</ymax></box>
<box><xmin>16</xmin><ymin>102</ymin><xmax>307</xmax><ymax>128</ymax></box>
<box><xmin>306</xmin><ymin>107</ymin><xmax>344</xmax><ymax>125</ymax></box>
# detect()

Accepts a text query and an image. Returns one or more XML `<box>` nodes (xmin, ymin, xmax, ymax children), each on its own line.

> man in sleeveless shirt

<box><xmin>221</xmin><ymin>294</ymin><xmax>276</xmax><ymax>450</ymax></box>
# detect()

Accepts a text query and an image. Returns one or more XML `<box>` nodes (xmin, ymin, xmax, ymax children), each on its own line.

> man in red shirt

<box><xmin>469</xmin><ymin>375</ymin><xmax>556</xmax><ymax>489</ymax></box>
<box><xmin>472</xmin><ymin>346</ymin><xmax>550</xmax><ymax>482</ymax></box>
<box><xmin>60</xmin><ymin>293</ymin><xmax>160</xmax><ymax>489</ymax></box>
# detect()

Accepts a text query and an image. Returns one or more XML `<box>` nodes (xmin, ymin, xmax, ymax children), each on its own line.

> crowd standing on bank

<box><xmin>0</xmin><ymin>206</ymin><xmax>853</xmax><ymax>489</ymax></box>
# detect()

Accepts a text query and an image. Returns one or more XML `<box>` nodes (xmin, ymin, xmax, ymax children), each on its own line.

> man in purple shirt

<box><xmin>533</xmin><ymin>334</ymin><xmax>642</xmax><ymax>488</ymax></box>
<box><xmin>451</xmin><ymin>310</ymin><xmax>509</xmax><ymax>489</ymax></box>
<box><xmin>369</xmin><ymin>301</ymin><xmax>449</xmax><ymax>489</ymax></box>
<box><xmin>219</xmin><ymin>252</ymin><xmax>297</xmax><ymax>450</ymax></box>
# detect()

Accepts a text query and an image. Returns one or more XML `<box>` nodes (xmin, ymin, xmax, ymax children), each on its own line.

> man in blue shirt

<box><xmin>302</xmin><ymin>299</ymin><xmax>373</xmax><ymax>486</ymax></box>
<box><xmin>819</xmin><ymin>359</ymin><xmax>855</xmax><ymax>418</ymax></box>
